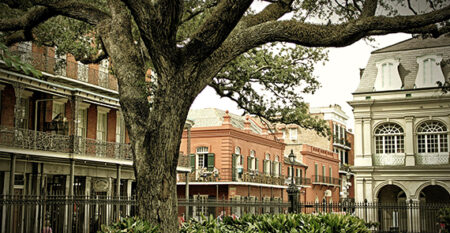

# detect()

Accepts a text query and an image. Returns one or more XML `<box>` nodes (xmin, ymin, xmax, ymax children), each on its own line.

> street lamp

<box><xmin>286</xmin><ymin>149</ymin><xmax>299</xmax><ymax>213</ymax></box>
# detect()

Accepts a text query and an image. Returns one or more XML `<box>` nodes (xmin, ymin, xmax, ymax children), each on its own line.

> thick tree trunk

<box><xmin>130</xmin><ymin>80</ymin><xmax>195</xmax><ymax>233</ymax></box>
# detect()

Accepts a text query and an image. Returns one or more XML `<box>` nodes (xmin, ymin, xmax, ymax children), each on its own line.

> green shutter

<box><xmin>279</xmin><ymin>163</ymin><xmax>281</xmax><ymax>176</ymax></box>
<box><xmin>240</xmin><ymin>155</ymin><xmax>243</xmax><ymax>166</ymax></box>
<box><xmin>270</xmin><ymin>161</ymin><xmax>274</xmax><ymax>176</ymax></box>
<box><xmin>263</xmin><ymin>160</ymin><xmax>267</xmax><ymax>174</ymax></box>
<box><xmin>190</xmin><ymin>154</ymin><xmax>195</xmax><ymax>171</ymax></box>
<box><xmin>255</xmin><ymin>158</ymin><xmax>259</xmax><ymax>171</ymax></box>
<box><xmin>207</xmin><ymin>153</ymin><xmax>215</xmax><ymax>171</ymax></box>
<box><xmin>247</xmin><ymin>156</ymin><xmax>251</xmax><ymax>170</ymax></box>
<box><xmin>232</xmin><ymin>154</ymin><xmax>237</xmax><ymax>181</ymax></box>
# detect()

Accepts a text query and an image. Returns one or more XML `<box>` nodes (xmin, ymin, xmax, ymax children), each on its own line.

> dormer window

<box><xmin>374</xmin><ymin>59</ymin><xmax>402</xmax><ymax>91</ymax></box>
<box><xmin>289</xmin><ymin>128</ymin><xmax>297</xmax><ymax>140</ymax></box>
<box><xmin>415</xmin><ymin>55</ymin><xmax>445</xmax><ymax>88</ymax></box>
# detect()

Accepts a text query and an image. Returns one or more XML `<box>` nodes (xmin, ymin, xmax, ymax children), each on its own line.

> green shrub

<box><xmin>100</xmin><ymin>213</ymin><xmax>369</xmax><ymax>233</ymax></box>
<box><xmin>180</xmin><ymin>213</ymin><xmax>369</xmax><ymax>233</ymax></box>
<box><xmin>98</xmin><ymin>216</ymin><xmax>160</xmax><ymax>233</ymax></box>
<box><xmin>438</xmin><ymin>208</ymin><xmax>450</xmax><ymax>233</ymax></box>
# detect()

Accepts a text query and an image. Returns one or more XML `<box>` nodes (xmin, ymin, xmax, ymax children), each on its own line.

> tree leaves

<box><xmin>211</xmin><ymin>42</ymin><xmax>330</xmax><ymax>136</ymax></box>
<box><xmin>0</xmin><ymin>41</ymin><xmax>42</xmax><ymax>78</ymax></box>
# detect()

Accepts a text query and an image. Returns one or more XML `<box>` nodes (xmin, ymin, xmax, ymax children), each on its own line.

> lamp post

<box><xmin>286</xmin><ymin>149</ymin><xmax>299</xmax><ymax>213</ymax></box>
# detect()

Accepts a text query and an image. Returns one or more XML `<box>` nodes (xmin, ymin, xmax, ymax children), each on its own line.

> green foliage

<box><xmin>212</xmin><ymin>43</ymin><xmax>330</xmax><ymax>136</ymax></box>
<box><xmin>0</xmin><ymin>42</ymin><xmax>42</xmax><ymax>78</ymax></box>
<box><xmin>180</xmin><ymin>213</ymin><xmax>369</xmax><ymax>233</ymax></box>
<box><xmin>98</xmin><ymin>216</ymin><xmax>160</xmax><ymax>233</ymax></box>
<box><xmin>439</xmin><ymin>208</ymin><xmax>450</xmax><ymax>233</ymax></box>
<box><xmin>100</xmin><ymin>213</ymin><xmax>369</xmax><ymax>233</ymax></box>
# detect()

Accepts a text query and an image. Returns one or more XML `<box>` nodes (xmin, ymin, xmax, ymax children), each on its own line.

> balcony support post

<box><xmin>7</xmin><ymin>153</ymin><xmax>16</xmax><ymax>233</ymax></box>
<box><xmin>116</xmin><ymin>164</ymin><xmax>121</xmax><ymax>221</ymax></box>
<box><xmin>71</xmin><ymin>96</ymin><xmax>81</xmax><ymax>154</ymax></box>
<box><xmin>185</xmin><ymin>123</ymin><xmax>192</xmax><ymax>220</ymax></box>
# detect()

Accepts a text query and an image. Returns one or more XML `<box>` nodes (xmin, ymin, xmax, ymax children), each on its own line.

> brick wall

<box><xmin>1</xmin><ymin>85</ymin><xmax>15</xmax><ymax>127</ymax></box>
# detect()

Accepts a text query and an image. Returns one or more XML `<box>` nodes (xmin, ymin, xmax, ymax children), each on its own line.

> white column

<box><xmin>405</xmin><ymin>117</ymin><xmax>415</xmax><ymax>166</ymax></box>
<box><xmin>363</xmin><ymin>119</ymin><xmax>372</xmax><ymax>157</ymax></box>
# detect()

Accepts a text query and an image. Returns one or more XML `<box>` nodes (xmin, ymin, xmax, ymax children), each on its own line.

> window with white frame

<box><xmin>264</xmin><ymin>153</ymin><xmax>270</xmax><ymax>175</ymax></box>
<box><xmin>274</xmin><ymin>156</ymin><xmax>279</xmax><ymax>177</ymax></box>
<box><xmin>250</xmin><ymin>150</ymin><xmax>256</xmax><ymax>170</ymax></box>
<box><xmin>196</xmin><ymin>146</ymin><xmax>209</xmax><ymax>168</ymax></box>
<box><xmin>235</xmin><ymin>146</ymin><xmax>243</xmax><ymax>166</ymax></box>
<box><xmin>289</xmin><ymin>128</ymin><xmax>297</xmax><ymax>140</ymax></box>
<box><xmin>417</xmin><ymin>121</ymin><xmax>448</xmax><ymax>153</ymax></box>
<box><xmin>415</xmin><ymin>55</ymin><xmax>445</xmax><ymax>88</ymax></box>
<box><xmin>282</xmin><ymin>130</ymin><xmax>286</xmax><ymax>140</ymax></box>
<box><xmin>116</xmin><ymin>112</ymin><xmax>126</xmax><ymax>144</ymax></box>
<box><xmin>97</xmin><ymin>111</ymin><xmax>107</xmax><ymax>141</ymax></box>
<box><xmin>374</xmin><ymin>59</ymin><xmax>402</xmax><ymax>91</ymax></box>
<box><xmin>77</xmin><ymin>108</ymin><xmax>87</xmax><ymax>138</ymax></box>
<box><xmin>375</xmin><ymin>123</ymin><xmax>404</xmax><ymax>154</ymax></box>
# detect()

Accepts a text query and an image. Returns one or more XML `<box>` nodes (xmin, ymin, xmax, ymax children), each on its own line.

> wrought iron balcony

<box><xmin>186</xmin><ymin>167</ymin><xmax>286</xmax><ymax>186</ymax></box>
<box><xmin>0</xmin><ymin>125</ymin><xmax>131</xmax><ymax>160</ymax></box>
<box><xmin>177</xmin><ymin>154</ymin><xmax>189</xmax><ymax>168</ymax></box>
<box><xmin>311</xmin><ymin>175</ymin><xmax>340</xmax><ymax>186</ymax></box>
<box><xmin>373</xmin><ymin>154</ymin><xmax>405</xmax><ymax>166</ymax></box>
<box><xmin>415</xmin><ymin>153</ymin><xmax>449</xmax><ymax>165</ymax></box>
<box><xmin>8</xmin><ymin>50</ymin><xmax>118</xmax><ymax>91</ymax></box>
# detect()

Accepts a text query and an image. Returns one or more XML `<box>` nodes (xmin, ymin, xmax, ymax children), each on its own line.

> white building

<box><xmin>349</xmin><ymin>36</ymin><xmax>450</xmax><ymax>231</ymax></box>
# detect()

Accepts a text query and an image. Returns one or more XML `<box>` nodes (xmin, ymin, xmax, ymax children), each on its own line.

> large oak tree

<box><xmin>1</xmin><ymin>0</ymin><xmax>450</xmax><ymax>231</ymax></box>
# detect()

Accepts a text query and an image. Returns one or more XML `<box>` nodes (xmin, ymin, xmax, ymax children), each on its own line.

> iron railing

<box><xmin>0</xmin><ymin>125</ymin><xmax>132</xmax><ymax>160</ymax></box>
<box><xmin>1</xmin><ymin>195</ymin><xmax>448</xmax><ymax>233</ymax></box>
<box><xmin>311</xmin><ymin>175</ymin><xmax>341</xmax><ymax>186</ymax></box>
<box><xmin>373</xmin><ymin>153</ymin><xmax>406</xmax><ymax>166</ymax></box>
<box><xmin>187</xmin><ymin>167</ymin><xmax>286</xmax><ymax>186</ymax></box>
<box><xmin>9</xmin><ymin>50</ymin><xmax>118</xmax><ymax>91</ymax></box>
<box><xmin>416</xmin><ymin>153</ymin><xmax>449</xmax><ymax>165</ymax></box>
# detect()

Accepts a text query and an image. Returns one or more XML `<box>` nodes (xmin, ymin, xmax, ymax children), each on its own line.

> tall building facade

<box><xmin>0</xmin><ymin>42</ymin><xmax>190</xmax><ymax>233</ymax></box>
<box><xmin>349</xmin><ymin>36</ymin><xmax>450</xmax><ymax>231</ymax></box>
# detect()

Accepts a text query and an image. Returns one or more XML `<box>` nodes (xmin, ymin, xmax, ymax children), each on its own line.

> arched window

<box><xmin>264</xmin><ymin>153</ymin><xmax>270</xmax><ymax>175</ymax></box>
<box><xmin>250</xmin><ymin>150</ymin><xmax>256</xmax><ymax>170</ymax></box>
<box><xmin>417</xmin><ymin>121</ymin><xmax>448</xmax><ymax>153</ymax></box>
<box><xmin>375</xmin><ymin>123</ymin><xmax>404</xmax><ymax>154</ymax></box>
<box><xmin>235</xmin><ymin>146</ymin><xmax>241</xmax><ymax>155</ymax></box>
<box><xmin>274</xmin><ymin>156</ymin><xmax>280</xmax><ymax>177</ymax></box>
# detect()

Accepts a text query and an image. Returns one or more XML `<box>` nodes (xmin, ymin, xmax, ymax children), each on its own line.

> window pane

<box><xmin>441</xmin><ymin>134</ymin><xmax>448</xmax><ymax>152</ymax></box>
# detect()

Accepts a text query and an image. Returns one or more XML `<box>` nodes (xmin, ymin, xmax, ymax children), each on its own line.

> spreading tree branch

<box><xmin>182</xmin><ymin>0</ymin><xmax>253</xmax><ymax>63</ymax></box>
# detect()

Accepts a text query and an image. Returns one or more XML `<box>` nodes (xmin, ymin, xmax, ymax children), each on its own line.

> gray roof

<box><xmin>355</xmin><ymin>36</ymin><xmax>450</xmax><ymax>93</ymax></box>
<box><xmin>187</xmin><ymin>108</ymin><xmax>263</xmax><ymax>134</ymax></box>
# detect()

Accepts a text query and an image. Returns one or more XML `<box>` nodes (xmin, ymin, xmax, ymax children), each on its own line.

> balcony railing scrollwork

<box><xmin>0</xmin><ymin>125</ymin><xmax>132</xmax><ymax>160</ymax></box>
<box><xmin>373</xmin><ymin>154</ymin><xmax>405</xmax><ymax>166</ymax></box>
<box><xmin>311</xmin><ymin>175</ymin><xmax>340</xmax><ymax>186</ymax></box>
<box><xmin>415</xmin><ymin>153</ymin><xmax>449</xmax><ymax>165</ymax></box>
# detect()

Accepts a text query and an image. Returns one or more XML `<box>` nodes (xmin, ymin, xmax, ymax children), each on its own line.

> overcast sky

<box><xmin>190</xmin><ymin>33</ymin><xmax>412</xmax><ymax>129</ymax></box>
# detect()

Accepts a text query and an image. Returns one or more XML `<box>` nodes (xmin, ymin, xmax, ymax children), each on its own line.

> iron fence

<box><xmin>0</xmin><ymin>195</ymin><xmax>448</xmax><ymax>233</ymax></box>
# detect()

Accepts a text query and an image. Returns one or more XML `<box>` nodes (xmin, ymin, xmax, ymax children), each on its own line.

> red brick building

<box><xmin>177</xmin><ymin>109</ymin><xmax>288</xmax><ymax>202</ymax></box>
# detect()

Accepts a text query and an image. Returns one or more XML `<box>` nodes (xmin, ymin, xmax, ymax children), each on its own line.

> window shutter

<box><xmin>270</xmin><ymin>161</ymin><xmax>274</xmax><ymax>176</ymax></box>
<box><xmin>255</xmin><ymin>158</ymin><xmax>259</xmax><ymax>171</ymax></box>
<box><xmin>279</xmin><ymin>163</ymin><xmax>281</xmax><ymax>177</ymax></box>
<box><xmin>263</xmin><ymin>160</ymin><xmax>266</xmax><ymax>174</ymax></box>
<box><xmin>232</xmin><ymin>154</ymin><xmax>237</xmax><ymax>181</ymax></box>
<box><xmin>190</xmin><ymin>154</ymin><xmax>195</xmax><ymax>171</ymax></box>
<box><xmin>247</xmin><ymin>156</ymin><xmax>251</xmax><ymax>170</ymax></box>
<box><xmin>240</xmin><ymin>155</ymin><xmax>243</xmax><ymax>165</ymax></box>
<box><xmin>207</xmin><ymin>153</ymin><xmax>215</xmax><ymax>171</ymax></box>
